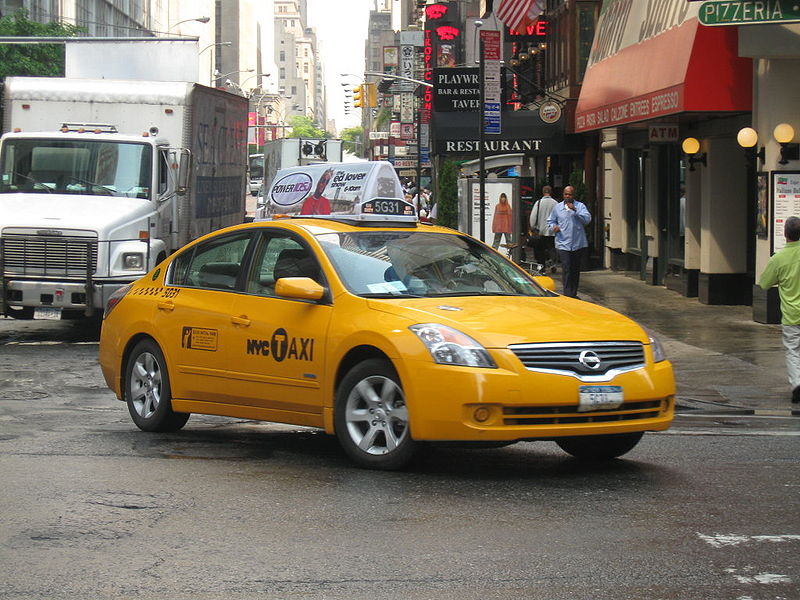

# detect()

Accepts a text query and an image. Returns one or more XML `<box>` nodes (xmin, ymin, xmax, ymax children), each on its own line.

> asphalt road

<box><xmin>1</xmin><ymin>317</ymin><xmax>798</xmax><ymax>599</ymax></box>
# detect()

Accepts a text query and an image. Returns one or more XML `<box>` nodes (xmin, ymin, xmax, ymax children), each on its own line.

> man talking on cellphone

<box><xmin>546</xmin><ymin>185</ymin><xmax>592</xmax><ymax>298</ymax></box>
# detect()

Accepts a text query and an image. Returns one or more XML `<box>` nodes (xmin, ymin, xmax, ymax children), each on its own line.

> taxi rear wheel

<box><xmin>335</xmin><ymin>359</ymin><xmax>418</xmax><ymax>470</ymax></box>
<box><xmin>124</xmin><ymin>339</ymin><xmax>190</xmax><ymax>432</ymax></box>
<box><xmin>556</xmin><ymin>432</ymin><xmax>644</xmax><ymax>460</ymax></box>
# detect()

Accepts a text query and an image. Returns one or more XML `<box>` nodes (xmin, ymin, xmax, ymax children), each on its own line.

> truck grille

<box><xmin>508</xmin><ymin>341</ymin><xmax>645</xmax><ymax>379</ymax></box>
<box><xmin>1</xmin><ymin>232</ymin><xmax>98</xmax><ymax>276</ymax></box>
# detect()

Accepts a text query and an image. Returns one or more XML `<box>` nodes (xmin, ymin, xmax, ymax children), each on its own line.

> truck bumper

<box><xmin>1</xmin><ymin>278</ymin><xmax>130</xmax><ymax>317</ymax></box>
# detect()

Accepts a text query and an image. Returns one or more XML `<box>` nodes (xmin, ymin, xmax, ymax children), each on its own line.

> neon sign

<box><xmin>436</xmin><ymin>25</ymin><xmax>461</xmax><ymax>41</ymax></box>
<box><xmin>509</xmin><ymin>20</ymin><xmax>548</xmax><ymax>37</ymax></box>
<box><xmin>425</xmin><ymin>4</ymin><xmax>448</xmax><ymax>20</ymax></box>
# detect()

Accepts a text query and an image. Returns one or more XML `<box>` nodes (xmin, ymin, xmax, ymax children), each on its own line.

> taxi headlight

<box><xmin>122</xmin><ymin>252</ymin><xmax>145</xmax><ymax>270</ymax></box>
<box><xmin>643</xmin><ymin>326</ymin><xmax>666</xmax><ymax>363</ymax></box>
<box><xmin>409</xmin><ymin>324</ymin><xmax>496</xmax><ymax>368</ymax></box>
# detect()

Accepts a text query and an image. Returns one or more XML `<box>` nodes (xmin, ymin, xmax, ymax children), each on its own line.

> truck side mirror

<box><xmin>175</xmin><ymin>149</ymin><xmax>191</xmax><ymax>196</ymax></box>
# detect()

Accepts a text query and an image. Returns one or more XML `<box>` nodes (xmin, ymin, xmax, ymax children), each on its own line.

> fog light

<box><xmin>473</xmin><ymin>407</ymin><xmax>491</xmax><ymax>423</ymax></box>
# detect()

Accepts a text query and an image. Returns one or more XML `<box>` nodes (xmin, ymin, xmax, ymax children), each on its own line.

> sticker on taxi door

<box><xmin>181</xmin><ymin>327</ymin><xmax>218</xmax><ymax>351</ymax></box>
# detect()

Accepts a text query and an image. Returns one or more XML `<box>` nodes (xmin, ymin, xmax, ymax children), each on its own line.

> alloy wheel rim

<box><xmin>130</xmin><ymin>352</ymin><xmax>161</xmax><ymax>418</ymax></box>
<box><xmin>345</xmin><ymin>375</ymin><xmax>408</xmax><ymax>455</ymax></box>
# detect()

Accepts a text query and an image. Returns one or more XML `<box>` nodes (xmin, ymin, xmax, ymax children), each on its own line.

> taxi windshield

<box><xmin>317</xmin><ymin>231</ymin><xmax>547</xmax><ymax>298</ymax></box>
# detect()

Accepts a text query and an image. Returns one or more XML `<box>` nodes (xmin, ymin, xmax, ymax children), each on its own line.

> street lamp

<box><xmin>240</xmin><ymin>72</ymin><xmax>270</xmax><ymax>90</ymax></box>
<box><xmin>167</xmin><ymin>16</ymin><xmax>210</xmax><ymax>32</ymax></box>
<box><xmin>199</xmin><ymin>41</ymin><xmax>231</xmax><ymax>55</ymax></box>
<box><xmin>213</xmin><ymin>68</ymin><xmax>254</xmax><ymax>84</ymax></box>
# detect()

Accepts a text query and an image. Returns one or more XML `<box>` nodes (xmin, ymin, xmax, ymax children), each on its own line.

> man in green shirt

<box><xmin>759</xmin><ymin>216</ymin><xmax>800</xmax><ymax>404</ymax></box>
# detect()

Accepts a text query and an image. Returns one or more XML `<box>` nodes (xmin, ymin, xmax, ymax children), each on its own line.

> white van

<box><xmin>255</xmin><ymin>161</ymin><xmax>414</xmax><ymax>222</ymax></box>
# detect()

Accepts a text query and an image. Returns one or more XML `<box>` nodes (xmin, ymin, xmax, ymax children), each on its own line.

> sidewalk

<box><xmin>571</xmin><ymin>270</ymin><xmax>797</xmax><ymax>416</ymax></box>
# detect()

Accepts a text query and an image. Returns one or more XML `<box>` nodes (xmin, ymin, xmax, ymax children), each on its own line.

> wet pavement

<box><xmin>575</xmin><ymin>270</ymin><xmax>797</xmax><ymax>416</ymax></box>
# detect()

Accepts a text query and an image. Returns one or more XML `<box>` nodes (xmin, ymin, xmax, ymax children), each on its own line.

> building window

<box><xmin>280</xmin><ymin>50</ymin><xmax>285</xmax><ymax>61</ymax></box>
<box><xmin>291</xmin><ymin>86</ymin><xmax>297</xmax><ymax>95</ymax></box>
<box><xmin>280</xmin><ymin>67</ymin><xmax>286</xmax><ymax>79</ymax></box>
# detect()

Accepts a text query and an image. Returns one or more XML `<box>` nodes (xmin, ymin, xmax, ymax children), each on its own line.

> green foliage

<box><xmin>436</xmin><ymin>159</ymin><xmax>459</xmax><ymax>229</ymax></box>
<box><xmin>569</xmin><ymin>168</ymin><xmax>587</xmax><ymax>208</ymax></box>
<box><xmin>0</xmin><ymin>11</ymin><xmax>81</xmax><ymax>78</ymax></box>
<box><xmin>340</xmin><ymin>125</ymin><xmax>363</xmax><ymax>155</ymax></box>
<box><xmin>286</xmin><ymin>115</ymin><xmax>331</xmax><ymax>140</ymax></box>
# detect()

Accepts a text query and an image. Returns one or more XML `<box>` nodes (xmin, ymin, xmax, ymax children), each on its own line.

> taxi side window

<box><xmin>169</xmin><ymin>232</ymin><xmax>252</xmax><ymax>290</ymax></box>
<box><xmin>245</xmin><ymin>233</ymin><xmax>320</xmax><ymax>297</ymax></box>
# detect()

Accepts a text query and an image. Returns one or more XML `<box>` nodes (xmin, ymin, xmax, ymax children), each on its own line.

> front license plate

<box><xmin>34</xmin><ymin>307</ymin><xmax>62</xmax><ymax>320</ymax></box>
<box><xmin>578</xmin><ymin>385</ymin><xmax>623</xmax><ymax>412</ymax></box>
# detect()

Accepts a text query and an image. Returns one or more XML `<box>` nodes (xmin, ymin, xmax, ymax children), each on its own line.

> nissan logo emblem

<box><xmin>578</xmin><ymin>350</ymin><xmax>602</xmax><ymax>370</ymax></box>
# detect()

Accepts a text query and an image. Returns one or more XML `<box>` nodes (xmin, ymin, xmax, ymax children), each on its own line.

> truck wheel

<box><xmin>556</xmin><ymin>432</ymin><xmax>644</xmax><ymax>460</ymax></box>
<box><xmin>124</xmin><ymin>339</ymin><xmax>189</xmax><ymax>432</ymax></box>
<box><xmin>334</xmin><ymin>359</ymin><xmax>418</xmax><ymax>470</ymax></box>
<box><xmin>6</xmin><ymin>306</ymin><xmax>34</xmax><ymax>320</ymax></box>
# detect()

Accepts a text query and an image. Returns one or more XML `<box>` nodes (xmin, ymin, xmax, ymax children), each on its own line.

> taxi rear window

<box><xmin>316</xmin><ymin>231</ymin><xmax>547</xmax><ymax>298</ymax></box>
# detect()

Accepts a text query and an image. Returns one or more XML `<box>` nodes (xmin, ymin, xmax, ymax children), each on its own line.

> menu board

<box><xmin>772</xmin><ymin>171</ymin><xmax>800</xmax><ymax>252</ymax></box>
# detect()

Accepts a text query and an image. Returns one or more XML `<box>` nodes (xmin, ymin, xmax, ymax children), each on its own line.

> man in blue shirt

<box><xmin>547</xmin><ymin>185</ymin><xmax>592</xmax><ymax>298</ymax></box>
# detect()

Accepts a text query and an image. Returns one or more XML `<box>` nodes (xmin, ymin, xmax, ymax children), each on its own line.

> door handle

<box><xmin>231</xmin><ymin>315</ymin><xmax>251</xmax><ymax>327</ymax></box>
<box><xmin>157</xmin><ymin>300</ymin><xmax>175</xmax><ymax>312</ymax></box>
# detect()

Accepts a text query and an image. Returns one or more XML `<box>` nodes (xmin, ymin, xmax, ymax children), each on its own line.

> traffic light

<box><xmin>352</xmin><ymin>85</ymin><xmax>364</xmax><ymax>108</ymax></box>
<box><xmin>365</xmin><ymin>82</ymin><xmax>378</xmax><ymax>108</ymax></box>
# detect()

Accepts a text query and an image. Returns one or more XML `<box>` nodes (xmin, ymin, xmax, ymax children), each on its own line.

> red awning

<box><xmin>575</xmin><ymin>17</ymin><xmax>751</xmax><ymax>133</ymax></box>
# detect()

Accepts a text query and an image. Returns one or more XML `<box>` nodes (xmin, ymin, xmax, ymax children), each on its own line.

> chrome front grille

<box><xmin>1</xmin><ymin>232</ymin><xmax>98</xmax><ymax>276</ymax></box>
<box><xmin>509</xmin><ymin>341</ymin><xmax>645</xmax><ymax>380</ymax></box>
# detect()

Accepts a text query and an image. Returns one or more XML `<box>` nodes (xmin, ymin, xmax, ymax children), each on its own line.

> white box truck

<box><xmin>0</xmin><ymin>77</ymin><xmax>249</xmax><ymax>319</ymax></box>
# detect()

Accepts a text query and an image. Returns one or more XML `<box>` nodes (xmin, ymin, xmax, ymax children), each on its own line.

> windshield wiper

<box><xmin>10</xmin><ymin>171</ymin><xmax>52</xmax><ymax>193</ymax></box>
<box><xmin>360</xmin><ymin>292</ymin><xmax>424</xmax><ymax>299</ymax></box>
<box><xmin>68</xmin><ymin>175</ymin><xmax>116</xmax><ymax>196</ymax></box>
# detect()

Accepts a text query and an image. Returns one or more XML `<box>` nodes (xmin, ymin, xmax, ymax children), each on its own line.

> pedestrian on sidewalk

<box><xmin>529</xmin><ymin>185</ymin><xmax>558</xmax><ymax>272</ymax></box>
<box><xmin>547</xmin><ymin>185</ymin><xmax>591</xmax><ymax>298</ymax></box>
<box><xmin>758</xmin><ymin>215</ymin><xmax>800</xmax><ymax>404</ymax></box>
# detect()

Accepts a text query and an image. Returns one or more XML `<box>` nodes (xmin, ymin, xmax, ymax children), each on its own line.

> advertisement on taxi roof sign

<box><xmin>260</xmin><ymin>161</ymin><xmax>412</xmax><ymax>221</ymax></box>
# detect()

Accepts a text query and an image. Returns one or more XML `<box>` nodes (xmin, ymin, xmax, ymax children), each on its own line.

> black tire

<box><xmin>556</xmin><ymin>432</ymin><xmax>644</xmax><ymax>460</ymax></box>
<box><xmin>334</xmin><ymin>358</ymin><xmax>418</xmax><ymax>470</ymax></box>
<box><xmin>6</xmin><ymin>305</ymin><xmax>34</xmax><ymax>320</ymax></box>
<box><xmin>124</xmin><ymin>339</ymin><xmax>189</xmax><ymax>432</ymax></box>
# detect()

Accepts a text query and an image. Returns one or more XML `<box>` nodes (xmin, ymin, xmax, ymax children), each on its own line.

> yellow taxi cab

<box><xmin>99</xmin><ymin>164</ymin><xmax>674</xmax><ymax>470</ymax></box>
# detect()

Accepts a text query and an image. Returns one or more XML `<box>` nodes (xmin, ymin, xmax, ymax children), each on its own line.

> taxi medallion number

<box><xmin>578</xmin><ymin>385</ymin><xmax>623</xmax><ymax>412</ymax></box>
<box><xmin>361</xmin><ymin>198</ymin><xmax>414</xmax><ymax>216</ymax></box>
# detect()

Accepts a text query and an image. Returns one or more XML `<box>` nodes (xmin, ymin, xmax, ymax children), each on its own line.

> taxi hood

<box><xmin>0</xmin><ymin>193</ymin><xmax>151</xmax><ymax>232</ymax></box>
<box><xmin>367</xmin><ymin>295</ymin><xmax>650</xmax><ymax>347</ymax></box>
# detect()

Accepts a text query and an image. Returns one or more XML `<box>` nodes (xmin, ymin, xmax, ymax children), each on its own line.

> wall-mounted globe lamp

<box><xmin>774</xmin><ymin>123</ymin><xmax>799</xmax><ymax>165</ymax></box>
<box><xmin>681</xmin><ymin>137</ymin><xmax>706</xmax><ymax>171</ymax></box>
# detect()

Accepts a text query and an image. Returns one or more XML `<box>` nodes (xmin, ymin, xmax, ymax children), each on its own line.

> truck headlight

<box><xmin>122</xmin><ymin>252</ymin><xmax>145</xmax><ymax>270</ymax></box>
<box><xmin>410</xmin><ymin>324</ymin><xmax>496</xmax><ymax>368</ymax></box>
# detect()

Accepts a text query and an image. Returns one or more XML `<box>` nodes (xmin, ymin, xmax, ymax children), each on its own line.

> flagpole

<box><xmin>478</xmin><ymin>31</ymin><xmax>486</xmax><ymax>244</ymax></box>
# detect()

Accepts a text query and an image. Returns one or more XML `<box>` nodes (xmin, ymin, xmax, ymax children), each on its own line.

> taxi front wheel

<box><xmin>335</xmin><ymin>359</ymin><xmax>418</xmax><ymax>470</ymax></box>
<box><xmin>124</xmin><ymin>339</ymin><xmax>190</xmax><ymax>432</ymax></box>
<box><xmin>556</xmin><ymin>432</ymin><xmax>644</xmax><ymax>460</ymax></box>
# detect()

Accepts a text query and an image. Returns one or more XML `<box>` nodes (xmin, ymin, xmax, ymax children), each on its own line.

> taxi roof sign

<box><xmin>261</xmin><ymin>161</ymin><xmax>417</xmax><ymax>223</ymax></box>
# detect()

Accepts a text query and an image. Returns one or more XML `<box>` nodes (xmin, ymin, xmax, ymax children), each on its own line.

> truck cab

<box><xmin>0</xmin><ymin>125</ymin><xmax>186</xmax><ymax>319</ymax></box>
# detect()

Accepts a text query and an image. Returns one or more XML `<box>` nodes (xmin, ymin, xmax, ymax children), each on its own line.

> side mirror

<box><xmin>175</xmin><ymin>149</ymin><xmax>191</xmax><ymax>196</ymax></box>
<box><xmin>533</xmin><ymin>276</ymin><xmax>556</xmax><ymax>292</ymax></box>
<box><xmin>275</xmin><ymin>277</ymin><xmax>325</xmax><ymax>301</ymax></box>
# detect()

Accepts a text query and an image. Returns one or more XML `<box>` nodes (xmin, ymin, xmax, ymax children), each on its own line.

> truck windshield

<box><xmin>0</xmin><ymin>138</ymin><xmax>152</xmax><ymax>198</ymax></box>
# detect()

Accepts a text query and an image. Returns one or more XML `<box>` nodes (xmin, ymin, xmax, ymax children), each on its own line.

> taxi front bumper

<box><xmin>399</xmin><ymin>352</ymin><xmax>675</xmax><ymax>442</ymax></box>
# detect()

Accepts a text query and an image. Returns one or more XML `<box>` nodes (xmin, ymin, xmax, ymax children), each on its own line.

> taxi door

<box><xmin>225</xmin><ymin>230</ymin><xmax>333</xmax><ymax>418</ymax></box>
<box><xmin>155</xmin><ymin>230</ymin><xmax>254</xmax><ymax>405</ymax></box>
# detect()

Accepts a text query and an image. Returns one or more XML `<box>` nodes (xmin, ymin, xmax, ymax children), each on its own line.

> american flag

<box><xmin>495</xmin><ymin>0</ymin><xmax>545</xmax><ymax>34</ymax></box>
